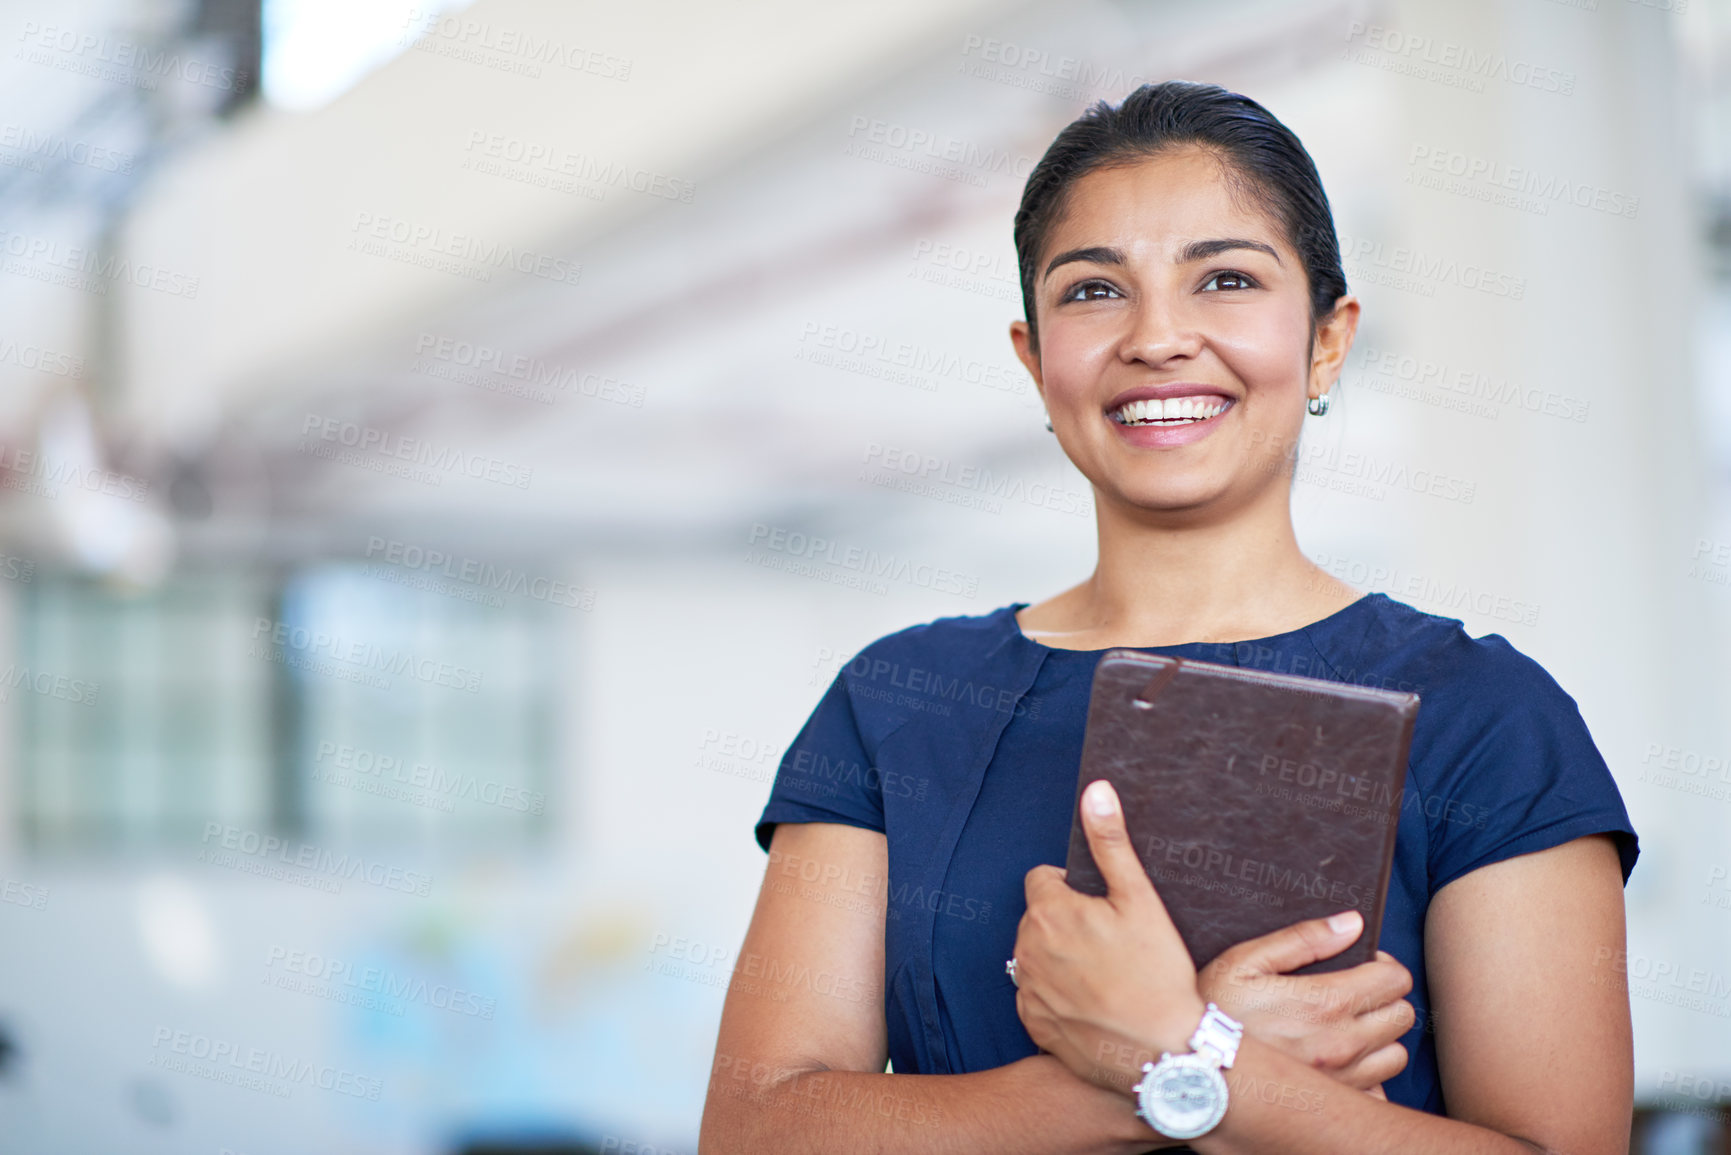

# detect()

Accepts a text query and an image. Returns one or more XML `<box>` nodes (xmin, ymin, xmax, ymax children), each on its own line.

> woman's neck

<box><xmin>1017</xmin><ymin>487</ymin><xmax>1361</xmax><ymax>650</ymax></box>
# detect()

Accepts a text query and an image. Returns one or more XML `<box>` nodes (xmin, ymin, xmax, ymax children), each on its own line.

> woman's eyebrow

<box><xmin>1043</xmin><ymin>246</ymin><xmax>1124</xmax><ymax>278</ymax></box>
<box><xmin>1043</xmin><ymin>238</ymin><xmax>1281</xmax><ymax>280</ymax></box>
<box><xmin>1176</xmin><ymin>237</ymin><xmax>1280</xmax><ymax>264</ymax></box>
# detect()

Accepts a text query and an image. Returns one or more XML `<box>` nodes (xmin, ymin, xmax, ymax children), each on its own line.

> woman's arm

<box><xmin>1015</xmin><ymin>782</ymin><xmax>1634</xmax><ymax>1154</ymax></box>
<box><xmin>1425</xmin><ymin>833</ymin><xmax>1631</xmax><ymax>1149</ymax></box>
<box><xmin>701</xmin><ymin>819</ymin><xmax>1428</xmax><ymax>1153</ymax></box>
<box><xmin>698</xmin><ymin>821</ymin><xmax>1161</xmax><ymax>1155</ymax></box>
<box><xmin>1194</xmin><ymin>835</ymin><xmax>1631</xmax><ymax>1154</ymax></box>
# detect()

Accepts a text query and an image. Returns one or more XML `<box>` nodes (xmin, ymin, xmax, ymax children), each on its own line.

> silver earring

<box><xmin>1306</xmin><ymin>392</ymin><xmax>1331</xmax><ymax>417</ymax></box>
<box><xmin>1043</xmin><ymin>413</ymin><xmax>1055</xmax><ymax>432</ymax></box>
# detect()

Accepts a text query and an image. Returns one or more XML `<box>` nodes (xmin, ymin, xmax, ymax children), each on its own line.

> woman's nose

<box><xmin>1120</xmin><ymin>296</ymin><xmax>1204</xmax><ymax>366</ymax></box>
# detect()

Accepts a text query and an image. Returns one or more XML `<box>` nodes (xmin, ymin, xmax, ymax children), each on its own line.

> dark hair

<box><xmin>1012</xmin><ymin>81</ymin><xmax>1347</xmax><ymax>351</ymax></box>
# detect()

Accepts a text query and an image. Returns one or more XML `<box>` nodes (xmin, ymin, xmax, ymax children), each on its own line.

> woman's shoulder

<box><xmin>845</xmin><ymin>603</ymin><xmax>1026</xmax><ymax>669</ymax></box>
<box><xmin>1323</xmin><ymin>592</ymin><xmax>1578</xmax><ymax>709</ymax></box>
<box><xmin>828</xmin><ymin>604</ymin><xmax>1032</xmax><ymax>741</ymax></box>
<box><xmin>1340</xmin><ymin>596</ymin><xmax>1637</xmax><ymax>885</ymax></box>
<box><xmin>1332</xmin><ymin>594</ymin><xmax>1616</xmax><ymax>802</ymax></box>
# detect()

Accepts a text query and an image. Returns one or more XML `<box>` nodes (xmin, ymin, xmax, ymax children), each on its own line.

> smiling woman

<box><xmin>700</xmin><ymin>82</ymin><xmax>1638</xmax><ymax>1155</ymax></box>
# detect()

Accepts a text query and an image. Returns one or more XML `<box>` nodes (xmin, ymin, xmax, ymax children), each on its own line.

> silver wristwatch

<box><xmin>1132</xmin><ymin>1002</ymin><xmax>1244</xmax><ymax>1140</ymax></box>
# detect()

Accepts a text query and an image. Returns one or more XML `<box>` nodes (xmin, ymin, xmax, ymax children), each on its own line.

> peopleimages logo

<box><xmin>264</xmin><ymin>945</ymin><xmax>497</xmax><ymax>1019</ymax></box>
<box><xmin>0</xmin><ymin>876</ymin><xmax>49</xmax><ymax>910</ymax></box>
<box><xmin>1342</xmin><ymin>22</ymin><xmax>1575</xmax><ymax>95</ymax></box>
<box><xmin>861</xmin><ymin>443</ymin><xmax>1091</xmax><ymax>518</ymax></box>
<box><xmin>199</xmin><ymin>822</ymin><xmax>433</xmax><ymax>897</ymax></box>
<box><xmin>845</xmin><ymin>117</ymin><xmax>1033</xmax><ymax>178</ymax></box>
<box><xmin>1350</xmin><ymin>344</ymin><xmax>1590</xmax><ymax>424</ymax></box>
<box><xmin>400</xmin><ymin>8</ymin><xmax>633</xmax><ymax>80</ymax></box>
<box><xmin>347</xmin><ymin>212</ymin><xmax>582</xmax><ymax>288</ymax></box>
<box><xmin>0</xmin><ymin>226</ymin><xmax>200</xmax><ymax>298</ymax></box>
<box><xmin>796</xmin><ymin>321</ymin><xmax>1028</xmax><ymax>397</ymax></box>
<box><xmin>0</xmin><ymin>662</ymin><xmax>99</xmax><ymax>707</ymax></box>
<box><xmin>15</xmin><ymin>22</ymin><xmax>251</xmax><ymax>92</ymax></box>
<box><xmin>1140</xmin><ymin>834</ymin><xmax>1370</xmax><ymax>911</ymax></box>
<box><xmin>299</xmin><ymin>414</ymin><xmax>533</xmax><ymax>489</ymax></box>
<box><xmin>461</xmin><ymin>130</ymin><xmax>694</xmax><ymax>203</ymax></box>
<box><xmin>314</xmin><ymin>739</ymin><xmax>545</xmax><ymax>815</ymax></box>
<box><xmin>956</xmin><ymin>34</ymin><xmax>1155</xmax><ymax>104</ymax></box>
<box><xmin>0</xmin><ymin>441</ymin><xmax>152</xmax><ymax>502</ymax></box>
<box><xmin>838</xmin><ymin>653</ymin><xmax>1040</xmax><ymax>721</ymax></box>
<box><xmin>1310</xmin><ymin>551</ymin><xmax>1541</xmax><ymax>628</ymax></box>
<box><xmin>1407</xmin><ymin>145</ymin><xmax>1639</xmax><ymax>220</ymax></box>
<box><xmin>0</xmin><ymin>122</ymin><xmax>134</xmax><ymax>174</ymax></box>
<box><xmin>364</xmin><ymin>536</ymin><xmax>595</xmax><ymax>611</ymax></box>
<box><xmin>1336</xmin><ymin>232</ymin><xmax>1525</xmax><ymax>300</ymax></box>
<box><xmin>1250</xmin><ymin>430</ymin><xmax>1478</xmax><ymax>506</ymax></box>
<box><xmin>249</xmin><ymin>616</ymin><xmax>484</xmax><ymax>694</ymax></box>
<box><xmin>0</xmin><ymin>335</ymin><xmax>84</xmax><ymax>377</ymax></box>
<box><xmin>148</xmin><ymin>1026</ymin><xmax>382</xmax><ymax>1100</ymax></box>
<box><xmin>1591</xmin><ymin>947</ymin><xmax>1731</xmax><ymax>1017</ymax></box>
<box><xmin>745</xmin><ymin>523</ymin><xmax>979</xmax><ymax>599</ymax></box>
<box><xmin>413</xmin><ymin>332</ymin><xmax>645</xmax><ymax>408</ymax></box>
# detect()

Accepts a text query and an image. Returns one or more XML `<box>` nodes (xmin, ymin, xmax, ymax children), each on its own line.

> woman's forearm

<box><xmin>1194</xmin><ymin>1036</ymin><xmax>1570</xmax><ymax>1155</ymax></box>
<box><xmin>700</xmin><ymin>1053</ymin><xmax>1171</xmax><ymax>1155</ymax></box>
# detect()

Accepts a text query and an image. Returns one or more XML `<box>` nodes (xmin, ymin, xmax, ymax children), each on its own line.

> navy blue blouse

<box><xmin>755</xmin><ymin>594</ymin><xmax>1639</xmax><ymax>1117</ymax></box>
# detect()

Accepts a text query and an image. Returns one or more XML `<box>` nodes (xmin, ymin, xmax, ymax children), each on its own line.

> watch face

<box><xmin>1137</xmin><ymin>1055</ymin><xmax>1228</xmax><ymax>1140</ymax></box>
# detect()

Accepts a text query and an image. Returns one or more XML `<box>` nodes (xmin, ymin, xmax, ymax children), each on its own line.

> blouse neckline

<box><xmin>1001</xmin><ymin>592</ymin><xmax>1379</xmax><ymax>656</ymax></box>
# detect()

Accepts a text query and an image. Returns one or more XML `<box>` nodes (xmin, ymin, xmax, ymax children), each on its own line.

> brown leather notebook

<box><xmin>1064</xmin><ymin>650</ymin><xmax>1419</xmax><ymax>975</ymax></box>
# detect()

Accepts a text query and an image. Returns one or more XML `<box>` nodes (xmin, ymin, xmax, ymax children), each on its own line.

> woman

<box><xmin>700</xmin><ymin>82</ymin><xmax>1638</xmax><ymax>1153</ymax></box>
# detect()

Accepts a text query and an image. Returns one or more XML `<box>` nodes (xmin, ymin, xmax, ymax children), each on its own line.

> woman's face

<box><xmin>1010</xmin><ymin>147</ymin><xmax>1355</xmax><ymax>520</ymax></box>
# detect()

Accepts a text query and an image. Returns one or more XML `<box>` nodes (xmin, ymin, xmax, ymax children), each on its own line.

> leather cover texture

<box><xmin>1064</xmin><ymin>651</ymin><xmax>1419</xmax><ymax>975</ymax></box>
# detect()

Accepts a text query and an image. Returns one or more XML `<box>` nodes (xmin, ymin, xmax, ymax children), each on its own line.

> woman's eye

<box><xmin>1062</xmin><ymin>280</ymin><xmax>1121</xmax><ymax>302</ymax></box>
<box><xmin>1201</xmin><ymin>270</ymin><xmax>1257</xmax><ymax>292</ymax></box>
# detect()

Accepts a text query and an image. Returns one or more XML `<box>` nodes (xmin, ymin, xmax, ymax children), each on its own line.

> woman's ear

<box><xmin>1009</xmin><ymin>320</ymin><xmax>1046</xmax><ymax>406</ymax></box>
<box><xmin>1308</xmin><ymin>294</ymin><xmax>1361</xmax><ymax>399</ymax></box>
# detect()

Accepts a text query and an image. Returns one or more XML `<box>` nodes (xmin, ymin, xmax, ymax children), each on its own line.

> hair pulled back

<box><xmin>1013</xmin><ymin>81</ymin><xmax>1347</xmax><ymax>350</ymax></box>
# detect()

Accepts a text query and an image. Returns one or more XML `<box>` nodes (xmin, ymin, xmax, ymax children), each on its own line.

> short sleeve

<box><xmin>1416</xmin><ymin>641</ymin><xmax>1639</xmax><ymax>892</ymax></box>
<box><xmin>754</xmin><ymin>671</ymin><xmax>886</xmax><ymax>852</ymax></box>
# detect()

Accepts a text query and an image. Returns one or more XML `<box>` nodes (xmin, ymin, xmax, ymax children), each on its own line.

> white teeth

<box><xmin>1113</xmin><ymin>396</ymin><xmax>1230</xmax><ymax>425</ymax></box>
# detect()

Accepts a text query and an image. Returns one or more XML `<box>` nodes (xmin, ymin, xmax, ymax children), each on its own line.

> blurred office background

<box><xmin>0</xmin><ymin>0</ymin><xmax>1726</xmax><ymax>1151</ymax></box>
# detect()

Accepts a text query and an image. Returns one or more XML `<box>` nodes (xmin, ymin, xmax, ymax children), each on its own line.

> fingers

<box><xmin>1331</xmin><ymin>957</ymin><xmax>1414</xmax><ymax>1015</ymax></box>
<box><xmin>1240</xmin><ymin>953</ymin><xmax>1411</xmax><ymax>1026</ymax></box>
<box><xmin>1210</xmin><ymin>910</ymin><xmax>1367</xmax><ymax>978</ymax></box>
<box><xmin>1352</xmin><ymin>995</ymin><xmax>1415</xmax><ymax>1051</ymax></box>
<box><xmin>1077</xmin><ymin>780</ymin><xmax>1155</xmax><ymax>905</ymax></box>
<box><xmin>1023</xmin><ymin>863</ymin><xmax>1068</xmax><ymax>899</ymax></box>
<box><xmin>1290</xmin><ymin>1011</ymin><xmax>1410</xmax><ymax>1086</ymax></box>
<box><xmin>1340</xmin><ymin>1043</ymin><xmax>1409</xmax><ymax>1089</ymax></box>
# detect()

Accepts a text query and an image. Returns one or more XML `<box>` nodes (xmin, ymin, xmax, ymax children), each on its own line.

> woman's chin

<box><xmin>1104</xmin><ymin>482</ymin><xmax>1240</xmax><ymax>518</ymax></box>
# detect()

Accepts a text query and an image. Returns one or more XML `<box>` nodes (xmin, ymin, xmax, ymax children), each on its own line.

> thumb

<box><xmin>1079</xmin><ymin>780</ymin><xmax>1154</xmax><ymax>904</ymax></box>
<box><xmin>1224</xmin><ymin>909</ymin><xmax>1365</xmax><ymax>976</ymax></box>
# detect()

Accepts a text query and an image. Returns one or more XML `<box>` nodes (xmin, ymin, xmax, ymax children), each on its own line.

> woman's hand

<box><xmin>1013</xmin><ymin>778</ymin><xmax>1414</xmax><ymax>1101</ymax></box>
<box><xmin>1011</xmin><ymin>779</ymin><xmax>1206</xmax><ymax>1096</ymax></box>
<box><xmin>1197</xmin><ymin>917</ymin><xmax>1415</xmax><ymax>1095</ymax></box>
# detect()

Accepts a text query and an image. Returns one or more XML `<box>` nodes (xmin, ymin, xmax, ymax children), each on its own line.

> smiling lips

<box><xmin>1110</xmin><ymin>396</ymin><xmax>1233</xmax><ymax>426</ymax></box>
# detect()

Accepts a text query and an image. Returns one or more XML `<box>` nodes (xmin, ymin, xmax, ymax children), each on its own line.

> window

<box><xmin>277</xmin><ymin>563</ymin><xmax>555</xmax><ymax>847</ymax></box>
<box><xmin>15</xmin><ymin>572</ymin><xmax>273</xmax><ymax>850</ymax></box>
<box><xmin>13</xmin><ymin>564</ymin><xmax>557</xmax><ymax>853</ymax></box>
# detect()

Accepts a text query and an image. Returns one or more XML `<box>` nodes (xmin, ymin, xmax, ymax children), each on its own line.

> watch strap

<box><xmin>1187</xmin><ymin>1003</ymin><xmax>1243</xmax><ymax>1069</ymax></box>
